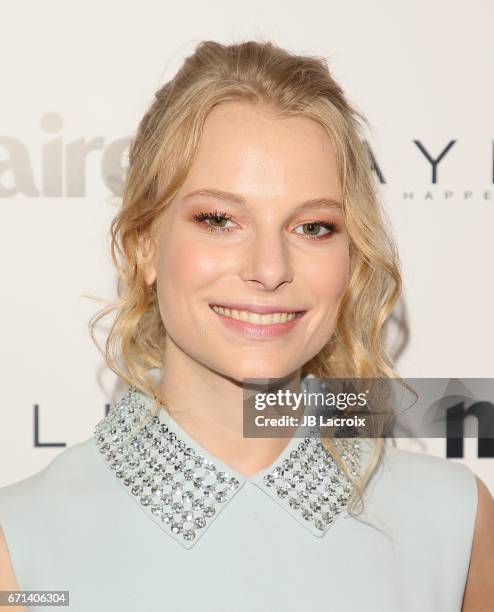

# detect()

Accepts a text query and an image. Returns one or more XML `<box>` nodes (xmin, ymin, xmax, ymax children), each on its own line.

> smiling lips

<box><xmin>211</xmin><ymin>305</ymin><xmax>298</xmax><ymax>324</ymax></box>
<box><xmin>209</xmin><ymin>303</ymin><xmax>306</xmax><ymax>337</ymax></box>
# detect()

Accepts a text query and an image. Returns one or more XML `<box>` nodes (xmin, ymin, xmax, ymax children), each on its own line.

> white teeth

<box><xmin>211</xmin><ymin>305</ymin><xmax>298</xmax><ymax>325</ymax></box>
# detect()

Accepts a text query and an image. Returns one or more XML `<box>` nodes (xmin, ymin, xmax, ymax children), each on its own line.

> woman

<box><xmin>0</xmin><ymin>40</ymin><xmax>493</xmax><ymax>612</ymax></box>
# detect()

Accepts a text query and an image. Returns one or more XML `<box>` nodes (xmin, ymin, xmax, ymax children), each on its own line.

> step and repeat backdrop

<box><xmin>1</xmin><ymin>0</ymin><xmax>493</xmax><ymax>492</ymax></box>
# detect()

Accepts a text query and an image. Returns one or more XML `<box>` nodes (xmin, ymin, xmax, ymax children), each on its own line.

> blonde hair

<box><xmin>89</xmin><ymin>39</ymin><xmax>403</xmax><ymax>515</ymax></box>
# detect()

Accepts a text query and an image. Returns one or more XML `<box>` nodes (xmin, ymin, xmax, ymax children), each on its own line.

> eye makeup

<box><xmin>192</xmin><ymin>208</ymin><xmax>340</xmax><ymax>241</ymax></box>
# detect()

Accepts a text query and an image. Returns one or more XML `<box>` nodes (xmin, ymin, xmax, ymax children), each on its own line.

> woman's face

<box><xmin>143</xmin><ymin>102</ymin><xmax>350</xmax><ymax>381</ymax></box>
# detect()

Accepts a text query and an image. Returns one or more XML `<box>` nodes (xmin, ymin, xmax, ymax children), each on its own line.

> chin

<box><xmin>226</xmin><ymin>362</ymin><xmax>293</xmax><ymax>383</ymax></box>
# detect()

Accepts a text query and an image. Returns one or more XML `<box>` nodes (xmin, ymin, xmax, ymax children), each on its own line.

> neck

<box><xmin>158</xmin><ymin>339</ymin><xmax>303</xmax><ymax>478</ymax></box>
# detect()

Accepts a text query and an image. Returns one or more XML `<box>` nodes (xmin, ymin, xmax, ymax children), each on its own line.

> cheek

<box><xmin>304</xmin><ymin>249</ymin><xmax>350</xmax><ymax>303</ymax></box>
<box><xmin>159</xmin><ymin>237</ymin><xmax>229</xmax><ymax>294</ymax></box>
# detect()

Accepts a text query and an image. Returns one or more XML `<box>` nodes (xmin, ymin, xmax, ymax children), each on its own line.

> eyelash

<box><xmin>192</xmin><ymin>209</ymin><xmax>339</xmax><ymax>240</ymax></box>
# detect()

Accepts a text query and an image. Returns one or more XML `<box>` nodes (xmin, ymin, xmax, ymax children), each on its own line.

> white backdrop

<box><xmin>1</xmin><ymin>0</ymin><xmax>493</xmax><ymax>493</ymax></box>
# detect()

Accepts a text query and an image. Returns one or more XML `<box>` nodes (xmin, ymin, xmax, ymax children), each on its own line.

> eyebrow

<box><xmin>181</xmin><ymin>188</ymin><xmax>343</xmax><ymax>211</ymax></box>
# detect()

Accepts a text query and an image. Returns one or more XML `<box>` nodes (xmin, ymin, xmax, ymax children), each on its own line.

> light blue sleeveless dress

<box><xmin>0</xmin><ymin>384</ymin><xmax>478</xmax><ymax>611</ymax></box>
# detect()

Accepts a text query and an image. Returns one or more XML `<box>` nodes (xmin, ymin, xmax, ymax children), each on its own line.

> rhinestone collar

<box><xmin>94</xmin><ymin>384</ymin><xmax>365</xmax><ymax>549</ymax></box>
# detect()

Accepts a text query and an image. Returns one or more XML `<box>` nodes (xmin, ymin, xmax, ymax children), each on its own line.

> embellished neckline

<box><xmin>94</xmin><ymin>384</ymin><xmax>366</xmax><ymax>549</ymax></box>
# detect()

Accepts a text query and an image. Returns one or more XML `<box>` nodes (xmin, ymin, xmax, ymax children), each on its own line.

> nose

<box><xmin>239</xmin><ymin>227</ymin><xmax>293</xmax><ymax>291</ymax></box>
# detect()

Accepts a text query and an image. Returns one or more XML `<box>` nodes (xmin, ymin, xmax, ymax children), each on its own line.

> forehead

<box><xmin>180</xmin><ymin>102</ymin><xmax>341</xmax><ymax>202</ymax></box>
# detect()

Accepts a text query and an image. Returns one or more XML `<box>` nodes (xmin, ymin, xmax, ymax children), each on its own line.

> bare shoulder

<box><xmin>462</xmin><ymin>476</ymin><xmax>494</xmax><ymax>611</ymax></box>
<box><xmin>0</xmin><ymin>525</ymin><xmax>18</xmax><ymax>589</ymax></box>
<box><xmin>0</xmin><ymin>526</ymin><xmax>25</xmax><ymax>611</ymax></box>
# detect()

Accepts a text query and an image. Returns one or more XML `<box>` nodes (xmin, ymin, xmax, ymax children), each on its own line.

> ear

<box><xmin>138</xmin><ymin>232</ymin><xmax>158</xmax><ymax>287</ymax></box>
